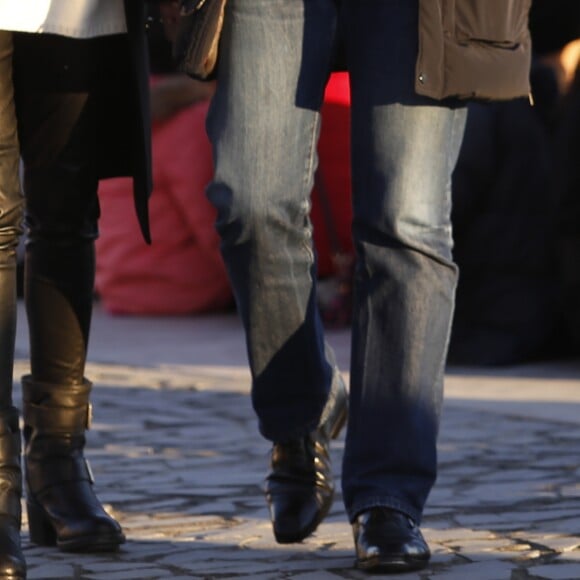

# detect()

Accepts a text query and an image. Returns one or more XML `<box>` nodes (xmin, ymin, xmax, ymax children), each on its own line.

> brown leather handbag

<box><xmin>173</xmin><ymin>0</ymin><xmax>227</xmax><ymax>80</ymax></box>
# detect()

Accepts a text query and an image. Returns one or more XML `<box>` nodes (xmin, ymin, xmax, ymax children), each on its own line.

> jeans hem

<box><xmin>347</xmin><ymin>497</ymin><xmax>423</xmax><ymax>526</ymax></box>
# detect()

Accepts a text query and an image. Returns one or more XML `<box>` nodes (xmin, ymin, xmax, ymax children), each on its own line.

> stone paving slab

<box><xmin>10</xmin><ymin>303</ymin><xmax>580</xmax><ymax>579</ymax></box>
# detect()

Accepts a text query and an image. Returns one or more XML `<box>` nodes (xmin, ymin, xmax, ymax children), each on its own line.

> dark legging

<box><xmin>0</xmin><ymin>31</ymin><xmax>23</xmax><ymax>409</ymax></box>
<box><xmin>13</xmin><ymin>34</ymin><xmax>102</xmax><ymax>388</ymax></box>
<box><xmin>11</xmin><ymin>30</ymin><xmax>137</xmax><ymax>388</ymax></box>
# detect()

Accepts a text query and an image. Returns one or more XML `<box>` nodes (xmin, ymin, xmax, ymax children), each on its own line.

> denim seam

<box><xmin>300</xmin><ymin>113</ymin><xmax>320</xmax><ymax>271</ymax></box>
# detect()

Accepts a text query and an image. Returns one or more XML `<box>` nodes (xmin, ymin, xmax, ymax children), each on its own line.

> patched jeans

<box><xmin>206</xmin><ymin>0</ymin><xmax>467</xmax><ymax>525</ymax></box>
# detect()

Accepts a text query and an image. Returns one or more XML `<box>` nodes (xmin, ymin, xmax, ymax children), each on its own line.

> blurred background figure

<box><xmin>448</xmin><ymin>0</ymin><xmax>580</xmax><ymax>365</ymax></box>
<box><xmin>531</xmin><ymin>1</ymin><xmax>580</xmax><ymax>358</ymax></box>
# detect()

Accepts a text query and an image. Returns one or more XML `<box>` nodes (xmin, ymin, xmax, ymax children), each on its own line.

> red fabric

<box><xmin>311</xmin><ymin>72</ymin><xmax>353</xmax><ymax>278</ymax></box>
<box><xmin>96</xmin><ymin>73</ymin><xmax>353</xmax><ymax>314</ymax></box>
<box><xmin>96</xmin><ymin>98</ymin><xmax>233</xmax><ymax>315</ymax></box>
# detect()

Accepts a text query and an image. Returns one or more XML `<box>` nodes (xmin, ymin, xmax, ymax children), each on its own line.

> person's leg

<box><xmin>13</xmin><ymin>32</ymin><xmax>124</xmax><ymax>552</ymax></box>
<box><xmin>0</xmin><ymin>31</ymin><xmax>22</xmax><ymax>409</ymax></box>
<box><xmin>208</xmin><ymin>0</ymin><xmax>336</xmax><ymax>441</ymax></box>
<box><xmin>343</xmin><ymin>0</ymin><xmax>467</xmax><ymax>571</ymax></box>
<box><xmin>206</xmin><ymin>0</ymin><xmax>347</xmax><ymax>543</ymax></box>
<box><xmin>0</xmin><ymin>29</ymin><xmax>26</xmax><ymax>580</ymax></box>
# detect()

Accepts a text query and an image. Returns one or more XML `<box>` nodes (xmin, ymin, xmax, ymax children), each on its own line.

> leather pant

<box><xmin>0</xmin><ymin>31</ymin><xmax>24</xmax><ymax>410</ymax></box>
<box><xmin>12</xmin><ymin>32</ymin><xmax>101</xmax><ymax>387</ymax></box>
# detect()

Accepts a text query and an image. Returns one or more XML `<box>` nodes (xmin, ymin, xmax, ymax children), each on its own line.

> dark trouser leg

<box><xmin>25</xmin><ymin>236</ymin><xmax>94</xmax><ymax>385</ymax></box>
<box><xmin>0</xmin><ymin>29</ymin><xmax>22</xmax><ymax>410</ymax></box>
<box><xmin>207</xmin><ymin>0</ymin><xmax>348</xmax><ymax>543</ymax></box>
<box><xmin>14</xmin><ymin>32</ymin><xmax>124</xmax><ymax>552</ymax></box>
<box><xmin>0</xmin><ymin>29</ymin><xmax>26</xmax><ymax>580</ymax></box>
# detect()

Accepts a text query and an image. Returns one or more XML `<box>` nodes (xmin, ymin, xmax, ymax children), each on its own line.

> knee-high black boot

<box><xmin>21</xmin><ymin>375</ymin><xmax>125</xmax><ymax>552</ymax></box>
<box><xmin>0</xmin><ymin>408</ymin><xmax>25</xmax><ymax>580</ymax></box>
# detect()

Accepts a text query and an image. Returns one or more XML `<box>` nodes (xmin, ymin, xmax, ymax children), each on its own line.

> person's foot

<box><xmin>353</xmin><ymin>507</ymin><xmax>430</xmax><ymax>573</ymax></box>
<box><xmin>265</xmin><ymin>376</ymin><xmax>347</xmax><ymax>543</ymax></box>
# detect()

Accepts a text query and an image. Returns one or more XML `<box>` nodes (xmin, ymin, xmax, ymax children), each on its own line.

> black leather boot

<box><xmin>21</xmin><ymin>375</ymin><xmax>125</xmax><ymax>552</ymax></box>
<box><xmin>0</xmin><ymin>407</ymin><xmax>26</xmax><ymax>580</ymax></box>
<box><xmin>265</xmin><ymin>374</ymin><xmax>348</xmax><ymax>543</ymax></box>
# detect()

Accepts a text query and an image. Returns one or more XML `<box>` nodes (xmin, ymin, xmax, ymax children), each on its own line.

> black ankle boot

<box><xmin>0</xmin><ymin>407</ymin><xmax>26</xmax><ymax>579</ymax></box>
<box><xmin>265</xmin><ymin>374</ymin><xmax>348</xmax><ymax>543</ymax></box>
<box><xmin>21</xmin><ymin>375</ymin><xmax>125</xmax><ymax>552</ymax></box>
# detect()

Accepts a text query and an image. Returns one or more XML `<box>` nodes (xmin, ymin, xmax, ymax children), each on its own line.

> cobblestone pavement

<box><xmin>12</xmin><ymin>304</ymin><xmax>580</xmax><ymax>579</ymax></box>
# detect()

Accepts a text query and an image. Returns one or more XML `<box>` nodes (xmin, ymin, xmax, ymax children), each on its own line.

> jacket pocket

<box><xmin>448</xmin><ymin>0</ymin><xmax>531</xmax><ymax>46</ymax></box>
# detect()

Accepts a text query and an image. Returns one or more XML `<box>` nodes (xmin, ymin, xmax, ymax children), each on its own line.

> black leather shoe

<box><xmin>353</xmin><ymin>507</ymin><xmax>430</xmax><ymax>573</ymax></box>
<box><xmin>265</xmin><ymin>375</ymin><xmax>348</xmax><ymax>544</ymax></box>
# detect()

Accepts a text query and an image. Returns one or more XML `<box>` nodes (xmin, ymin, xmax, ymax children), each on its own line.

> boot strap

<box><xmin>27</xmin><ymin>456</ymin><xmax>94</xmax><ymax>489</ymax></box>
<box><xmin>24</xmin><ymin>402</ymin><xmax>92</xmax><ymax>434</ymax></box>
<box><xmin>0</xmin><ymin>492</ymin><xmax>21</xmax><ymax>521</ymax></box>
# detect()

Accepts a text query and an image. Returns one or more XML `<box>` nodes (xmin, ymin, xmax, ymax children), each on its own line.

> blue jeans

<box><xmin>206</xmin><ymin>0</ymin><xmax>467</xmax><ymax>525</ymax></box>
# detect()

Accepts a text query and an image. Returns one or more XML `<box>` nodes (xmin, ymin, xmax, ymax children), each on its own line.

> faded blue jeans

<box><xmin>206</xmin><ymin>0</ymin><xmax>467</xmax><ymax>525</ymax></box>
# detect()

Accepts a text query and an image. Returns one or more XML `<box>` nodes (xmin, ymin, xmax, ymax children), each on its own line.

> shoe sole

<box><xmin>57</xmin><ymin>534</ymin><xmax>126</xmax><ymax>553</ymax></box>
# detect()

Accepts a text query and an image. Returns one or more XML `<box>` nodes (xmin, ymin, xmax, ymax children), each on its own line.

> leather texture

<box><xmin>12</xmin><ymin>3</ymin><xmax>152</xmax><ymax>244</ymax></box>
<box><xmin>353</xmin><ymin>507</ymin><xmax>430</xmax><ymax>573</ymax></box>
<box><xmin>265</xmin><ymin>374</ymin><xmax>347</xmax><ymax>543</ymax></box>
<box><xmin>173</xmin><ymin>0</ymin><xmax>228</xmax><ymax>80</ymax></box>
<box><xmin>0</xmin><ymin>408</ymin><xmax>26</xmax><ymax>580</ymax></box>
<box><xmin>22</xmin><ymin>376</ymin><xmax>125</xmax><ymax>552</ymax></box>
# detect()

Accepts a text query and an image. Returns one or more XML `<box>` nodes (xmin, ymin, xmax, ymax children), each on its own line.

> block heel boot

<box><xmin>21</xmin><ymin>375</ymin><xmax>125</xmax><ymax>552</ymax></box>
<box><xmin>0</xmin><ymin>407</ymin><xmax>26</xmax><ymax>579</ymax></box>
